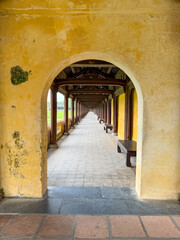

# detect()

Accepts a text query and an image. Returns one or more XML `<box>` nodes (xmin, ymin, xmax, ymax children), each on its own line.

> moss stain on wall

<box><xmin>11</xmin><ymin>66</ymin><xmax>31</xmax><ymax>85</ymax></box>
<box><xmin>4</xmin><ymin>132</ymin><xmax>27</xmax><ymax>177</ymax></box>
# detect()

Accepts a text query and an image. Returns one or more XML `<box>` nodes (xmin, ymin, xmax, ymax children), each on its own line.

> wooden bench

<box><xmin>99</xmin><ymin>119</ymin><xmax>104</xmax><ymax>124</ymax></box>
<box><xmin>117</xmin><ymin>140</ymin><xmax>136</xmax><ymax>167</ymax></box>
<box><xmin>104</xmin><ymin>123</ymin><xmax>113</xmax><ymax>133</ymax></box>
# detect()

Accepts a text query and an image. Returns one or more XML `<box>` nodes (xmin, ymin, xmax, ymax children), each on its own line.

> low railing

<box><xmin>47</xmin><ymin>118</ymin><xmax>72</xmax><ymax>146</ymax></box>
<box><xmin>56</xmin><ymin>119</ymin><xmax>64</xmax><ymax>140</ymax></box>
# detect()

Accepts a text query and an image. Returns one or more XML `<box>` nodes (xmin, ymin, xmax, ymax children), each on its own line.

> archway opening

<box><xmin>44</xmin><ymin>59</ymin><xmax>142</xmax><ymax>199</ymax></box>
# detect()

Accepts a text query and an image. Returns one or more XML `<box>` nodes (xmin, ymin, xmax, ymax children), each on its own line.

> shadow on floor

<box><xmin>0</xmin><ymin>186</ymin><xmax>179</xmax><ymax>215</ymax></box>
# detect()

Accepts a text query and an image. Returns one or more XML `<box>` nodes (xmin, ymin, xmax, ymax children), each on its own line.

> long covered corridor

<box><xmin>48</xmin><ymin>112</ymin><xmax>135</xmax><ymax>188</ymax></box>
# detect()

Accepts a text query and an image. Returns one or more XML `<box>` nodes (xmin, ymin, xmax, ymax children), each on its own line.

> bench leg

<box><xmin>117</xmin><ymin>145</ymin><xmax>121</xmax><ymax>153</ymax></box>
<box><xmin>104</xmin><ymin>126</ymin><xmax>105</xmax><ymax>130</ymax></box>
<box><xmin>126</xmin><ymin>153</ymin><xmax>131</xmax><ymax>167</ymax></box>
<box><xmin>106</xmin><ymin>128</ymin><xmax>108</xmax><ymax>133</ymax></box>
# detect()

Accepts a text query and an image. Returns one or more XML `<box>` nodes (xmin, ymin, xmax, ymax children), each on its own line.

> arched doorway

<box><xmin>41</xmin><ymin>53</ymin><xmax>143</xmax><ymax>198</ymax></box>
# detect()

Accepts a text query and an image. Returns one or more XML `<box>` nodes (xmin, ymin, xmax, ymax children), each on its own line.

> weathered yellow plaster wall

<box><xmin>111</xmin><ymin>99</ymin><xmax>113</xmax><ymax>125</ymax></box>
<box><xmin>0</xmin><ymin>0</ymin><xmax>179</xmax><ymax>199</ymax></box>
<box><xmin>132</xmin><ymin>89</ymin><xmax>138</xmax><ymax>141</ymax></box>
<box><xmin>118</xmin><ymin>94</ymin><xmax>125</xmax><ymax>139</ymax></box>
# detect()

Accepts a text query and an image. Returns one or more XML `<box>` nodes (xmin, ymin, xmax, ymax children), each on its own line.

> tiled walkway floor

<box><xmin>48</xmin><ymin>112</ymin><xmax>135</xmax><ymax>187</ymax></box>
<box><xmin>0</xmin><ymin>214</ymin><xmax>180</xmax><ymax>239</ymax></box>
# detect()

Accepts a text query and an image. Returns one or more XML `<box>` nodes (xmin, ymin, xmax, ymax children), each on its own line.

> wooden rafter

<box><xmin>75</xmin><ymin>94</ymin><xmax>107</xmax><ymax>99</ymax></box>
<box><xmin>70</xmin><ymin>67</ymin><xmax>75</xmax><ymax>74</ymax></box>
<box><xmin>68</xmin><ymin>88</ymin><xmax>114</xmax><ymax>95</ymax></box>
<box><xmin>93</xmin><ymin>68</ymin><xmax>114</xmax><ymax>78</ymax></box>
<box><xmin>107</xmin><ymin>67</ymin><xmax>113</xmax><ymax>74</ymax></box>
<box><xmin>55</xmin><ymin>78</ymin><xmax>126</xmax><ymax>86</ymax></box>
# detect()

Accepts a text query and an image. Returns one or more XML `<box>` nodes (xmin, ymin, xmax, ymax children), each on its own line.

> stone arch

<box><xmin>41</xmin><ymin>51</ymin><xmax>143</xmax><ymax>197</ymax></box>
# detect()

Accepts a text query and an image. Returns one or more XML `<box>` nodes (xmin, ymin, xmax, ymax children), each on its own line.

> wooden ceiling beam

<box><xmin>74</xmin><ymin>94</ymin><xmax>106</xmax><ymax>99</ymax></box>
<box><xmin>70</xmin><ymin>67</ymin><xmax>75</xmax><ymax>74</ymax></box>
<box><xmin>55</xmin><ymin>78</ymin><xmax>126</xmax><ymax>86</ymax></box>
<box><xmin>93</xmin><ymin>68</ymin><xmax>114</xmax><ymax>78</ymax></box>
<box><xmin>68</xmin><ymin>88</ymin><xmax>114</xmax><ymax>94</ymax></box>
<box><xmin>58</xmin><ymin>68</ymin><xmax>88</xmax><ymax>79</ymax></box>
<box><xmin>107</xmin><ymin>67</ymin><xmax>113</xmax><ymax>74</ymax></box>
<box><xmin>57</xmin><ymin>86</ymin><xmax>68</xmax><ymax>95</ymax></box>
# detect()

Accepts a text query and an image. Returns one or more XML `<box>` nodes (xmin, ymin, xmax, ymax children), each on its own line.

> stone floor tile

<box><xmin>126</xmin><ymin>200</ymin><xmax>170</xmax><ymax>215</ymax></box>
<box><xmin>109</xmin><ymin>216</ymin><xmax>146</xmax><ymax>238</ymax></box>
<box><xmin>38</xmin><ymin>215</ymin><xmax>74</xmax><ymax>236</ymax></box>
<box><xmin>141</xmin><ymin>216</ymin><xmax>180</xmax><ymax>238</ymax></box>
<box><xmin>59</xmin><ymin>199</ymin><xmax>95</xmax><ymax>215</ymax></box>
<box><xmin>75</xmin><ymin>215</ymin><xmax>109</xmax><ymax>239</ymax></box>
<box><xmin>94</xmin><ymin>199</ymin><xmax>129</xmax><ymax>215</ymax></box>
<box><xmin>0</xmin><ymin>215</ymin><xmax>11</xmax><ymax>229</ymax></box>
<box><xmin>47</xmin><ymin>113</ymin><xmax>136</xmax><ymax>188</ymax></box>
<box><xmin>172</xmin><ymin>216</ymin><xmax>180</xmax><ymax>228</ymax></box>
<box><xmin>0</xmin><ymin>198</ymin><xmax>62</xmax><ymax>214</ymax></box>
<box><xmin>3</xmin><ymin>215</ymin><xmax>42</xmax><ymax>236</ymax></box>
<box><xmin>100</xmin><ymin>187</ymin><xmax>136</xmax><ymax>200</ymax></box>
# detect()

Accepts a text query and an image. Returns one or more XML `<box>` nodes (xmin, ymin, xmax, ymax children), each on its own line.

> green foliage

<box><xmin>47</xmin><ymin>110</ymin><xmax>71</xmax><ymax>124</ymax></box>
<box><xmin>11</xmin><ymin>66</ymin><xmax>31</xmax><ymax>85</ymax></box>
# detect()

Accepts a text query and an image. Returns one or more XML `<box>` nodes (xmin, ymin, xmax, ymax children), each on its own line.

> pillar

<box><xmin>107</xmin><ymin>99</ymin><xmax>111</xmax><ymax>124</ymax></box>
<box><xmin>71</xmin><ymin>97</ymin><xmax>75</xmax><ymax>128</ymax></box>
<box><xmin>102</xmin><ymin>103</ymin><xmax>104</xmax><ymax>120</ymax></box>
<box><xmin>113</xmin><ymin>94</ymin><xmax>118</xmax><ymax>135</ymax></box>
<box><xmin>80</xmin><ymin>103</ymin><xmax>82</xmax><ymax>119</ymax></box>
<box><xmin>104</xmin><ymin>101</ymin><xmax>107</xmax><ymax>123</ymax></box>
<box><xmin>77</xmin><ymin>101</ymin><xmax>80</xmax><ymax>121</ymax></box>
<box><xmin>49</xmin><ymin>85</ymin><xmax>58</xmax><ymax>148</ymax></box>
<box><xmin>75</xmin><ymin>99</ymin><xmax>78</xmax><ymax>123</ymax></box>
<box><xmin>64</xmin><ymin>93</ymin><xmax>69</xmax><ymax>135</ymax></box>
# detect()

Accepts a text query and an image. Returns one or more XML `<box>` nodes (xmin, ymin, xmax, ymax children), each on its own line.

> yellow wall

<box><xmin>0</xmin><ymin>0</ymin><xmax>179</xmax><ymax>199</ymax></box>
<box><xmin>111</xmin><ymin>99</ymin><xmax>113</xmax><ymax>125</ymax></box>
<box><xmin>131</xmin><ymin>89</ymin><xmax>138</xmax><ymax>141</ymax></box>
<box><xmin>118</xmin><ymin>94</ymin><xmax>125</xmax><ymax>139</ymax></box>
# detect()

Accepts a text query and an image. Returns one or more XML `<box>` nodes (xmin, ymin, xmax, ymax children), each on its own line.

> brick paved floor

<box><xmin>48</xmin><ymin>112</ymin><xmax>135</xmax><ymax>187</ymax></box>
<box><xmin>0</xmin><ymin>214</ymin><xmax>180</xmax><ymax>239</ymax></box>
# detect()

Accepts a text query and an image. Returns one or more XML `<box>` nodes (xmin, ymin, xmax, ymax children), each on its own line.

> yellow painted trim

<box><xmin>132</xmin><ymin>89</ymin><xmax>138</xmax><ymax>141</ymax></box>
<box><xmin>118</xmin><ymin>94</ymin><xmax>125</xmax><ymax>139</ymax></box>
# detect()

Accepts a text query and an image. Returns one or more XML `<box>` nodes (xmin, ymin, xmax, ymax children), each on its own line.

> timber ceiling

<box><xmin>53</xmin><ymin>59</ymin><xmax>128</xmax><ymax>108</ymax></box>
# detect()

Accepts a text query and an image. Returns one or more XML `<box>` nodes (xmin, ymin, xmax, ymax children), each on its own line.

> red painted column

<box><xmin>71</xmin><ymin>97</ymin><xmax>75</xmax><ymax>128</ymax></box>
<box><xmin>104</xmin><ymin>101</ymin><xmax>107</xmax><ymax>123</ymax></box>
<box><xmin>78</xmin><ymin>101</ymin><xmax>81</xmax><ymax>121</ymax></box>
<box><xmin>107</xmin><ymin>99</ymin><xmax>111</xmax><ymax>124</ymax></box>
<box><xmin>49</xmin><ymin>85</ymin><xmax>58</xmax><ymax>148</ymax></box>
<box><xmin>102</xmin><ymin>103</ymin><xmax>104</xmax><ymax>120</ymax></box>
<box><xmin>75</xmin><ymin>99</ymin><xmax>78</xmax><ymax>124</ymax></box>
<box><xmin>64</xmin><ymin>93</ymin><xmax>69</xmax><ymax>135</ymax></box>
